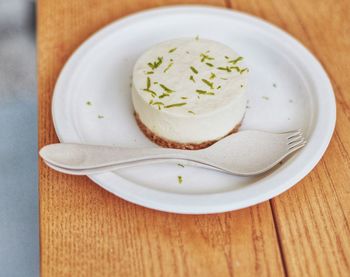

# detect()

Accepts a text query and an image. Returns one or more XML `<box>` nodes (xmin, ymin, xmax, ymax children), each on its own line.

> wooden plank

<box><xmin>38</xmin><ymin>0</ymin><xmax>285</xmax><ymax>276</ymax></box>
<box><xmin>228</xmin><ymin>0</ymin><xmax>350</xmax><ymax>275</ymax></box>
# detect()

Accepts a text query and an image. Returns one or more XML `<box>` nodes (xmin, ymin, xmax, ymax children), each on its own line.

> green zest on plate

<box><xmin>97</xmin><ymin>114</ymin><xmax>104</xmax><ymax>119</ymax></box>
<box><xmin>205</xmin><ymin>62</ymin><xmax>214</xmax><ymax>67</ymax></box>
<box><xmin>189</xmin><ymin>75</ymin><xmax>196</xmax><ymax>82</ymax></box>
<box><xmin>190</xmin><ymin>66</ymin><xmax>198</xmax><ymax>74</ymax></box>
<box><xmin>177</xmin><ymin>175</ymin><xmax>183</xmax><ymax>184</ymax></box>
<box><xmin>164</xmin><ymin>102</ymin><xmax>187</xmax><ymax>108</ymax></box>
<box><xmin>187</xmin><ymin>110</ymin><xmax>195</xmax><ymax>115</ymax></box>
<box><xmin>177</xmin><ymin>163</ymin><xmax>185</xmax><ymax>168</ymax></box>
<box><xmin>168</xmin><ymin>47</ymin><xmax>177</xmax><ymax>53</ymax></box>
<box><xmin>209</xmin><ymin>72</ymin><xmax>216</xmax><ymax>80</ymax></box>
<box><xmin>86</xmin><ymin>101</ymin><xmax>92</xmax><ymax>106</ymax></box>
<box><xmin>181</xmin><ymin>97</ymin><xmax>188</xmax><ymax>100</ymax></box>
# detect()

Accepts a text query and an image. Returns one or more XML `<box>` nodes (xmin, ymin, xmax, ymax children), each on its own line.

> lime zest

<box><xmin>164</xmin><ymin>102</ymin><xmax>187</xmax><ymax>108</ymax></box>
<box><xmin>159</xmin><ymin>83</ymin><xmax>175</xmax><ymax>93</ymax></box>
<box><xmin>196</xmin><ymin>89</ymin><xmax>215</xmax><ymax>96</ymax></box>
<box><xmin>201</xmin><ymin>79</ymin><xmax>214</xmax><ymax>89</ymax></box>
<box><xmin>228</xmin><ymin>56</ymin><xmax>243</xmax><ymax>64</ymax></box>
<box><xmin>163</xmin><ymin>62</ymin><xmax>174</xmax><ymax>73</ymax></box>
<box><xmin>190</xmin><ymin>66</ymin><xmax>199</xmax><ymax>74</ymax></box>
<box><xmin>147</xmin><ymin>56</ymin><xmax>163</xmax><ymax>70</ymax></box>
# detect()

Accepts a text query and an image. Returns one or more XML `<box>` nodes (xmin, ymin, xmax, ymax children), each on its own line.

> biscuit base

<box><xmin>134</xmin><ymin>112</ymin><xmax>242</xmax><ymax>150</ymax></box>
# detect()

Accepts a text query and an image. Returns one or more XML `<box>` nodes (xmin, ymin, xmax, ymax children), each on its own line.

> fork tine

<box><xmin>288</xmin><ymin>134</ymin><xmax>302</xmax><ymax>144</ymax></box>
<box><xmin>286</xmin><ymin>129</ymin><xmax>302</xmax><ymax>139</ymax></box>
<box><xmin>288</xmin><ymin>138</ymin><xmax>307</xmax><ymax>151</ymax></box>
<box><xmin>283</xmin><ymin>128</ymin><xmax>302</xmax><ymax>134</ymax></box>
<box><xmin>287</xmin><ymin>140</ymin><xmax>307</xmax><ymax>154</ymax></box>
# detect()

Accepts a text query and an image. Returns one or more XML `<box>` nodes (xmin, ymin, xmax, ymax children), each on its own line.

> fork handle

<box><xmin>39</xmin><ymin>143</ymin><xmax>199</xmax><ymax>170</ymax></box>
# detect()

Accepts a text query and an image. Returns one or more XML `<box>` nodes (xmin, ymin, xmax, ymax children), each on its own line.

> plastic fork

<box><xmin>39</xmin><ymin>129</ymin><xmax>306</xmax><ymax>176</ymax></box>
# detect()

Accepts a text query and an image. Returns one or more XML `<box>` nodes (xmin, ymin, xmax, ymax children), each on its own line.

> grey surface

<box><xmin>0</xmin><ymin>0</ymin><xmax>39</xmax><ymax>276</ymax></box>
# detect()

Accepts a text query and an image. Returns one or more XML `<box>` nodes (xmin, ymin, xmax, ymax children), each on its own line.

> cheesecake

<box><xmin>131</xmin><ymin>38</ymin><xmax>248</xmax><ymax>150</ymax></box>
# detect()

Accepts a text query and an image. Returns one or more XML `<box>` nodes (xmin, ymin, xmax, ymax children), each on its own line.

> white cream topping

<box><xmin>132</xmin><ymin>38</ymin><xmax>248</xmax><ymax>144</ymax></box>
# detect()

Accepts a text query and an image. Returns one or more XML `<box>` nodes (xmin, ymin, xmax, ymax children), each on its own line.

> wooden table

<box><xmin>38</xmin><ymin>0</ymin><xmax>350</xmax><ymax>276</ymax></box>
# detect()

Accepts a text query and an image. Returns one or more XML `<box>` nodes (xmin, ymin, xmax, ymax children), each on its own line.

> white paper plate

<box><xmin>52</xmin><ymin>6</ymin><xmax>336</xmax><ymax>214</ymax></box>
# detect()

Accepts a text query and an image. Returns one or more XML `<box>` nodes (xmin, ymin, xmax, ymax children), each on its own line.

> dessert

<box><xmin>131</xmin><ymin>38</ymin><xmax>248</xmax><ymax>150</ymax></box>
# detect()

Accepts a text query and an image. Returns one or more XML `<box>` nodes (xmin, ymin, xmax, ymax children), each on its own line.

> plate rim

<box><xmin>51</xmin><ymin>5</ymin><xmax>336</xmax><ymax>214</ymax></box>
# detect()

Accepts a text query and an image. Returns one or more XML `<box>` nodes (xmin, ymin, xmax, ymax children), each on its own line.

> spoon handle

<box><xmin>44</xmin><ymin>158</ymin><xmax>225</xmax><ymax>175</ymax></box>
<box><xmin>40</xmin><ymin>143</ymin><xmax>197</xmax><ymax>170</ymax></box>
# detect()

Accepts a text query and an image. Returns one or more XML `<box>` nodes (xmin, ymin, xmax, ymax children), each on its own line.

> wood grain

<box><xmin>228</xmin><ymin>0</ymin><xmax>350</xmax><ymax>275</ymax></box>
<box><xmin>38</xmin><ymin>0</ymin><xmax>350</xmax><ymax>276</ymax></box>
<box><xmin>38</xmin><ymin>0</ymin><xmax>284</xmax><ymax>276</ymax></box>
